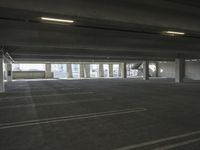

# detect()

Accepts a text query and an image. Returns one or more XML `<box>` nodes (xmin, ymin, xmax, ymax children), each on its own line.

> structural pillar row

<box><xmin>175</xmin><ymin>58</ymin><xmax>185</xmax><ymax>83</ymax></box>
<box><xmin>0</xmin><ymin>56</ymin><xmax>5</xmax><ymax>93</ymax></box>
<box><xmin>67</xmin><ymin>63</ymin><xmax>73</xmax><ymax>78</ymax></box>
<box><xmin>109</xmin><ymin>64</ymin><xmax>113</xmax><ymax>77</ymax></box>
<box><xmin>143</xmin><ymin>60</ymin><xmax>149</xmax><ymax>80</ymax></box>
<box><xmin>45</xmin><ymin>63</ymin><xmax>52</xmax><ymax>78</ymax></box>
<box><xmin>99</xmin><ymin>64</ymin><xmax>104</xmax><ymax>77</ymax></box>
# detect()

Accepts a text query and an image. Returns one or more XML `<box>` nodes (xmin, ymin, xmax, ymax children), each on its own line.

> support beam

<box><xmin>175</xmin><ymin>58</ymin><xmax>185</xmax><ymax>83</ymax></box>
<box><xmin>67</xmin><ymin>63</ymin><xmax>73</xmax><ymax>78</ymax></box>
<box><xmin>143</xmin><ymin>60</ymin><xmax>149</xmax><ymax>80</ymax></box>
<box><xmin>0</xmin><ymin>56</ymin><xmax>5</xmax><ymax>93</ymax></box>
<box><xmin>45</xmin><ymin>63</ymin><xmax>52</xmax><ymax>78</ymax></box>
<box><xmin>109</xmin><ymin>64</ymin><xmax>113</xmax><ymax>77</ymax></box>
<box><xmin>80</xmin><ymin>64</ymin><xmax>84</xmax><ymax>78</ymax></box>
<box><xmin>99</xmin><ymin>64</ymin><xmax>104</xmax><ymax>77</ymax></box>
<box><xmin>6</xmin><ymin>63</ymin><xmax>12</xmax><ymax>81</ymax></box>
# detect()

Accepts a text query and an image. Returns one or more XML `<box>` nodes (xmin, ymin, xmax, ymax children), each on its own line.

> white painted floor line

<box><xmin>114</xmin><ymin>130</ymin><xmax>200</xmax><ymax>150</ymax></box>
<box><xmin>0</xmin><ymin>98</ymin><xmax>112</xmax><ymax>109</ymax></box>
<box><xmin>153</xmin><ymin>138</ymin><xmax>200</xmax><ymax>150</ymax></box>
<box><xmin>0</xmin><ymin>92</ymin><xmax>95</xmax><ymax>101</ymax></box>
<box><xmin>8</xmin><ymin>88</ymin><xmax>81</xmax><ymax>93</ymax></box>
<box><xmin>0</xmin><ymin>108</ymin><xmax>147</xmax><ymax>130</ymax></box>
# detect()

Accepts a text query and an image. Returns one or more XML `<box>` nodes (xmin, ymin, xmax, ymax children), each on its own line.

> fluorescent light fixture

<box><xmin>41</xmin><ymin>17</ymin><xmax>74</xmax><ymax>23</ymax></box>
<box><xmin>165</xmin><ymin>31</ymin><xmax>185</xmax><ymax>35</ymax></box>
<box><xmin>162</xmin><ymin>31</ymin><xmax>185</xmax><ymax>36</ymax></box>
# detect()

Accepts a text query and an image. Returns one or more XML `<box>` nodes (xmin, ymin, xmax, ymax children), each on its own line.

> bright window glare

<box><xmin>51</xmin><ymin>64</ymin><xmax>66</xmax><ymax>72</ymax></box>
<box><xmin>149</xmin><ymin>64</ymin><xmax>156</xmax><ymax>72</ymax></box>
<box><xmin>90</xmin><ymin>64</ymin><xmax>99</xmax><ymax>78</ymax></box>
<box><xmin>12</xmin><ymin>64</ymin><xmax>45</xmax><ymax>71</ymax></box>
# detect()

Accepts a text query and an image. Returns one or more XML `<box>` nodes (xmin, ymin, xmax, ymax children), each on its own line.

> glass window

<box><xmin>103</xmin><ymin>64</ymin><xmax>109</xmax><ymax>77</ymax></box>
<box><xmin>72</xmin><ymin>64</ymin><xmax>80</xmax><ymax>78</ymax></box>
<box><xmin>90</xmin><ymin>64</ymin><xmax>99</xmax><ymax>78</ymax></box>
<box><xmin>51</xmin><ymin>64</ymin><xmax>66</xmax><ymax>72</ymax></box>
<box><xmin>113</xmin><ymin>64</ymin><xmax>119</xmax><ymax>77</ymax></box>
<box><xmin>127</xmin><ymin>63</ymin><xmax>143</xmax><ymax>78</ymax></box>
<box><xmin>51</xmin><ymin>64</ymin><xmax>67</xmax><ymax>78</ymax></box>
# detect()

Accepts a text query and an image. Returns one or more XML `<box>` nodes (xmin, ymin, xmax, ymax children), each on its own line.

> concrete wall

<box><xmin>185</xmin><ymin>61</ymin><xmax>200</xmax><ymax>80</ymax></box>
<box><xmin>13</xmin><ymin>71</ymin><xmax>46</xmax><ymax>79</ymax></box>
<box><xmin>158</xmin><ymin>61</ymin><xmax>200</xmax><ymax>80</ymax></box>
<box><xmin>158</xmin><ymin>62</ymin><xmax>175</xmax><ymax>78</ymax></box>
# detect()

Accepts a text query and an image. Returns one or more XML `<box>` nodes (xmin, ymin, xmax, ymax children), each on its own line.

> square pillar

<box><xmin>175</xmin><ymin>58</ymin><xmax>185</xmax><ymax>83</ymax></box>
<box><xmin>143</xmin><ymin>60</ymin><xmax>149</xmax><ymax>80</ymax></box>
<box><xmin>45</xmin><ymin>63</ymin><xmax>52</xmax><ymax>78</ymax></box>
<box><xmin>0</xmin><ymin>57</ymin><xmax>5</xmax><ymax>93</ymax></box>
<box><xmin>80</xmin><ymin>64</ymin><xmax>84</xmax><ymax>78</ymax></box>
<box><xmin>121</xmin><ymin>63</ymin><xmax>127</xmax><ymax>78</ymax></box>
<box><xmin>66</xmin><ymin>63</ymin><xmax>73</xmax><ymax>78</ymax></box>
<box><xmin>155</xmin><ymin>62</ymin><xmax>159</xmax><ymax>77</ymax></box>
<box><xmin>84</xmin><ymin>64</ymin><xmax>90</xmax><ymax>78</ymax></box>
<box><xmin>109</xmin><ymin>64</ymin><xmax>113</xmax><ymax>77</ymax></box>
<box><xmin>4</xmin><ymin>63</ymin><xmax>7</xmax><ymax>80</ymax></box>
<box><xmin>99</xmin><ymin>64</ymin><xmax>104</xmax><ymax>77</ymax></box>
<box><xmin>7</xmin><ymin>63</ymin><xmax>12</xmax><ymax>81</ymax></box>
<box><xmin>119</xmin><ymin>63</ymin><xmax>122</xmax><ymax>77</ymax></box>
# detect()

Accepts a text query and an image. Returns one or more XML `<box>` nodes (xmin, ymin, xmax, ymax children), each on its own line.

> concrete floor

<box><xmin>0</xmin><ymin>78</ymin><xmax>200</xmax><ymax>150</ymax></box>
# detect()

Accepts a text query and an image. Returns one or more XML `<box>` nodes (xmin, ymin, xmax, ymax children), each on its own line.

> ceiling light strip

<box><xmin>41</xmin><ymin>17</ymin><xmax>74</xmax><ymax>23</ymax></box>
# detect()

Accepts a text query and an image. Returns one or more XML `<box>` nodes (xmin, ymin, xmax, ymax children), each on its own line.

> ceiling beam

<box><xmin>1</xmin><ymin>0</ymin><xmax>200</xmax><ymax>32</ymax></box>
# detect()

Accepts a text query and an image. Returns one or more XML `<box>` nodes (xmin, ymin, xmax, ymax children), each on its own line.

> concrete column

<box><xmin>143</xmin><ymin>60</ymin><xmax>149</xmax><ymax>80</ymax></box>
<box><xmin>109</xmin><ymin>64</ymin><xmax>113</xmax><ymax>77</ymax></box>
<box><xmin>121</xmin><ymin>63</ymin><xmax>127</xmax><ymax>78</ymax></box>
<box><xmin>66</xmin><ymin>63</ymin><xmax>73</xmax><ymax>78</ymax></box>
<box><xmin>45</xmin><ymin>63</ymin><xmax>52</xmax><ymax>78</ymax></box>
<box><xmin>99</xmin><ymin>64</ymin><xmax>104</xmax><ymax>77</ymax></box>
<box><xmin>0</xmin><ymin>57</ymin><xmax>5</xmax><ymax>93</ymax></box>
<box><xmin>119</xmin><ymin>63</ymin><xmax>122</xmax><ymax>77</ymax></box>
<box><xmin>175</xmin><ymin>58</ymin><xmax>185</xmax><ymax>83</ymax></box>
<box><xmin>4</xmin><ymin>63</ymin><xmax>7</xmax><ymax>80</ymax></box>
<box><xmin>80</xmin><ymin>64</ymin><xmax>84</xmax><ymax>78</ymax></box>
<box><xmin>7</xmin><ymin>63</ymin><xmax>12</xmax><ymax>81</ymax></box>
<box><xmin>84</xmin><ymin>64</ymin><xmax>90</xmax><ymax>78</ymax></box>
<box><xmin>155</xmin><ymin>62</ymin><xmax>159</xmax><ymax>77</ymax></box>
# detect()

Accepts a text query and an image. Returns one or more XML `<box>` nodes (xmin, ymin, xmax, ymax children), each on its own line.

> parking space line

<box><xmin>153</xmin><ymin>138</ymin><xmax>200</xmax><ymax>150</ymax></box>
<box><xmin>0</xmin><ymin>98</ymin><xmax>112</xmax><ymax>109</ymax></box>
<box><xmin>0</xmin><ymin>108</ymin><xmax>147</xmax><ymax>130</ymax></box>
<box><xmin>114</xmin><ymin>130</ymin><xmax>200</xmax><ymax>150</ymax></box>
<box><xmin>0</xmin><ymin>92</ymin><xmax>95</xmax><ymax>101</ymax></box>
<box><xmin>6</xmin><ymin>87</ymin><xmax>81</xmax><ymax>93</ymax></box>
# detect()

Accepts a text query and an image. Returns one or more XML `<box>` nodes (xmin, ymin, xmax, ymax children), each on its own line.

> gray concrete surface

<box><xmin>158</xmin><ymin>62</ymin><xmax>175</xmax><ymax>78</ymax></box>
<box><xmin>13</xmin><ymin>71</ymin><xmax>46</xmax><ymax>79</ymax></box>
<box><xmin>185</xmin><ymin>61</ymin><xmax>200</xmax><ymax>80</ymax></box>
<box><xmin>158</xmin><ymin>61</ymin><xmax>200</xmax><ymax>81</ymax></box>
<box><xmin>0</xmin><ymin>79</ymin><xmax>200</xmax><ymax>150</ymax></box>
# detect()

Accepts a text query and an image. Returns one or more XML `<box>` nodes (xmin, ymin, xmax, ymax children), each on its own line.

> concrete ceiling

<box><xmin>1</xmin><ymin>0</ymin><xmax>200</xmax><ymax>61</ymax></box>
